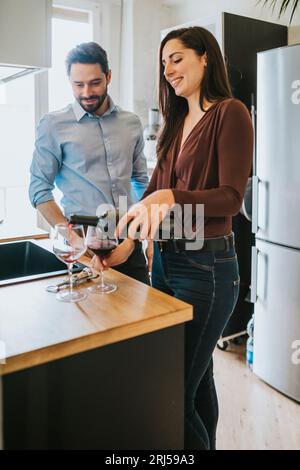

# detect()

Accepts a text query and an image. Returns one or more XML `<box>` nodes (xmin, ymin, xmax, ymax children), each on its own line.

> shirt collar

<box><xmin>72</xmin><ymin>95</ymin><xmax>118</xmax><ymax>122</ymax></box>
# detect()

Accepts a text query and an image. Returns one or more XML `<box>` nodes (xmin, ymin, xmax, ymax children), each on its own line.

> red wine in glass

<box><xmin>88</xmin><ymin>240</ymin><xmax>117</xmax><ymax>259</ymax></box>
<box><xmin>86</xmin><ymin>225</ymin><xmax>118</xmax><ymax>294</ymax></box>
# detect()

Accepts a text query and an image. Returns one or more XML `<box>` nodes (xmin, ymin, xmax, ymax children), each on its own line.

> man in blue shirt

<box><xmin>29</xmin><ymin>42</ymin><xmax>149</xmax><ymax>284</ymax></box>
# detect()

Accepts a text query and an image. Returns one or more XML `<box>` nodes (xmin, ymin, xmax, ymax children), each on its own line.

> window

<box><xmin>0</xmin><ymin>74</ymin><xmax>37</xmax><ymax>234</ymax></box>
<box><xmin>0</xmin><ymin>1</ymin><xmax>97</xmax><ymax>237</ymax></box>
<box><xmin>48</xmin><ymin>5</ymin><xmax>93</xmax><ymax>211</ymax></box>
<box><xmin>49</xmin><ymin>6</ymin><xmax>93</xmax><ymax>111</ymax></box>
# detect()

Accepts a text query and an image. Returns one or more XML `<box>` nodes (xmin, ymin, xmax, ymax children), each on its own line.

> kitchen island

<box><xmin>0</xmin><ymin>245</ymin><xmax>192</xmax><ymax>449</ymax></box>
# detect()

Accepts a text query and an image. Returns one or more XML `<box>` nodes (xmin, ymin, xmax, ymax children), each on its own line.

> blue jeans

<box><xmin>152</xmin><ymin>239</ymin><xmax>240</xmax><ymax>450</ymax></box>
<box><xmin>113</xmin><ymin>242</ymin><xmax>150</xmax><ymax>285</ymax></box>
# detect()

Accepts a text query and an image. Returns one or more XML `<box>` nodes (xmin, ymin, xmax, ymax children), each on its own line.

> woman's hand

<box><xmin>116</xmin><ymin>189</ymin><xmax>175</xmax><ymax>241</ymax></box>
<box><xmin>91</xmin><ymin>238</ymin><xmax>135</xmax><ymax>272</ymax></box>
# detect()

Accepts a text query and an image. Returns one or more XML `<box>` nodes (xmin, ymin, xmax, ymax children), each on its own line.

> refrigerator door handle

<box><xmin>251</xmin><ymin>92</ymin><xmax>256</xmax><ymax>176</ymax></box>
<box><xmin>250</xmin><ymin>246</ymin><xmax>258</xmax><ymax>303</ymax></box>
<box><xmin>252</xmin><ymin>175</ymin><xmax>259</xmax><ymax>234</ymax></box>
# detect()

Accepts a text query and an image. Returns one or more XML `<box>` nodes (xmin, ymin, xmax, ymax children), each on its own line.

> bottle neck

<box><xmin>68</xmin><ymin>214</ymin><xmax>100</xmax><ymax>226</ymax></box>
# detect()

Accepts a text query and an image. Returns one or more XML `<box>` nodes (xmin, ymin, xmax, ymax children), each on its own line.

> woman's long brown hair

<box><xmin>157</xmin><ymin>27</ymin><xmax>232</xmax><ymax>163</ymax></box>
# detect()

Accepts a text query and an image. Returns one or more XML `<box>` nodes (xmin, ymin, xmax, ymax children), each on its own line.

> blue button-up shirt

<box><xmin>29</xmin><ymin>97</ymin><xmax>148</xmax><ymax>217</ymax></box>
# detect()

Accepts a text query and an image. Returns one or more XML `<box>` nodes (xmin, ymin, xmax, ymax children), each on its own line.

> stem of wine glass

<box><xmin>68</xmin><ymin>263</ymin><xmax>73</xmax><ymax>296</ymax></box>
<box><xmin>99</xmin><ymin>268</ymin><xmax>105</xmax><ymax>288</ymax></box>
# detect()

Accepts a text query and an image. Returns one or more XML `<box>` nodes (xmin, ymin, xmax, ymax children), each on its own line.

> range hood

<box><xmin>0</xmin><ymin>66</ymin><xmax>38</xmax><ymax>85</ymax></box>
<box><xmin>0</xmin><ymin>0</ymin><xmax>51</xmax><ymax>84</ymax></box>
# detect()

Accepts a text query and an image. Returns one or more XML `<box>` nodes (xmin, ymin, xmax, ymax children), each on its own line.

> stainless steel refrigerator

<box><xmin>251</xmin><ymin>44</ymin><xmax>300</xmax><ymax>402</ymax></box>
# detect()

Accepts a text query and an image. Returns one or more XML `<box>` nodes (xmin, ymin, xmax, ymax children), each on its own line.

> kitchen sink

<box><xmin>0</xmin><ymin>240</ymin><xmax>84</xmax><ymax>286</ymax></box>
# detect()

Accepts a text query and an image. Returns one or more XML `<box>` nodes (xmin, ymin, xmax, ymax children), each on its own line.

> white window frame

<box><xmin>34</xmin><ymin>0</ymin><xmax>103</xmax><ymax>230</ymax></box>
<box><xmin>35</xmin><ymin>0</ymin><xmax>103</xmax><ymax>125</ymax></box>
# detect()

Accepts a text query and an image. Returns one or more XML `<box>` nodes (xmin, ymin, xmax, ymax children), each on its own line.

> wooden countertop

<box><xmin>0</xmin><ymin>242</ymin><xmax>193</xmax><ymax>376</ymax></box>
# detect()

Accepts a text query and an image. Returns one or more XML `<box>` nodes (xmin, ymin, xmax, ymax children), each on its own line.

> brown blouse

<box><xmin>143</xmin><ymin>98</ymin><xmax>253</xmax><ymax>238</ymax></box>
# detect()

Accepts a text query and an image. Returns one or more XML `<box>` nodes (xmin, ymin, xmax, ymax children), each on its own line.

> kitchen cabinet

<box><xmin>0</xmin><ymin>244</ymin><xmax>192</xmax><ymax>449</ymax></box>
<box><xmin>0</xmin><ymin>0</ymin><xmax>51</xmax><ymax>82</ymax></box>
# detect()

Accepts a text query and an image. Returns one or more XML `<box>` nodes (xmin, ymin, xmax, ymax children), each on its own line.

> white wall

<box><xmin>119</xmin><ymin>0</ymin><xmax>175</xmax><ymax>124</ymax></box>
<box><xmin>57</xmin><ymin>0</ymin><xmax>300</xmax><ymax>121</ymax></box>
<box><xmin>132</xmin><ymin>0</ymin><xmax>174</xmax><ymax>122</ymax></box>
<box><xmin>119</xmin><ymin>0</ymin><xmax>134</xmax><ymax>111</ymax></box>
<box><xmin>167</xmin><ymin>0</ymin><xmax>300</xmax><ymax>44</ymax></box>
<box><xmin>100</xmin><ymin>0</ymin><xmax>122</xmax><ymax>102</ymax></box>
<box><xmin>168</xmin><ymin>0</ymin><xmax>300</xmax><ymax>28</ymax></box>
<box><xmin>289</xmin><ymin>25</ymin><xmax>300</xmax><ymax>44</ymax></box>
<box><xmin>118</xmin><ymin>0</ymin><xmax>300</xmax><ymax>123</ymax></box>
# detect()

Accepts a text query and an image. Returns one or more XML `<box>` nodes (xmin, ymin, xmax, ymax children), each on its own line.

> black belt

<box><xmin>157</xmin><ymin>233</ymin><xmax>235</xmax><ymax>253</ymax></box>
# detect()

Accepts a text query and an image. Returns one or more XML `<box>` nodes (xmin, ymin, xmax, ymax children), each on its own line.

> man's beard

<box><xmin>78</xmin><ymin>89</ymin><xmax>108</xmax><ymax>114</ymax></box>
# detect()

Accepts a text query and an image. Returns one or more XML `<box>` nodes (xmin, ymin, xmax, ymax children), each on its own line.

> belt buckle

<box><xmin>224</xmin><ymin>233</ymin><xmax>233</xmax><ymax>252</ymax></box>
<box><xmin>173</xmin><ymin>240</ymin><xmax>180</xmax><ymax>253</ymax></box>
<box><xmin>158</xmin><ymin>241</ymin><xmax>164</xmax><ymax>252</ymax></box>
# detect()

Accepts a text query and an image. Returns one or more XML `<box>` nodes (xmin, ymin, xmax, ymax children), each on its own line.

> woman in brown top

<box><xmin>117</xmin><ymin>27</ymin><xmax>253</xmax><ymax>449</ymax></box>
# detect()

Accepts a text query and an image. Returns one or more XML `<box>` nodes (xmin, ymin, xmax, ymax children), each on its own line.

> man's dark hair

<box><xmin>65</xmin><ymin>42</ymin><xmax>109</xmax><ymax>76</ymax></box>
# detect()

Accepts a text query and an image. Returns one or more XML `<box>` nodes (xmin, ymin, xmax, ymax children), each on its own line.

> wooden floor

<box><xmin>214</xmin><ymin>341</ymin><xmax>300</xmax><ymax>450</ymax></box>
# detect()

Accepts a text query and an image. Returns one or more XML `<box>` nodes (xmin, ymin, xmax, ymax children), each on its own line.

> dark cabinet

<box><xmin>222</xmin><ymin>13</ymin><xmax>287</xmax><ymax>337</ymax></box>
<box><xmin>224</xmin><ymin>13</ymin><xmax>287</xmax><ymax>108</ymax></box>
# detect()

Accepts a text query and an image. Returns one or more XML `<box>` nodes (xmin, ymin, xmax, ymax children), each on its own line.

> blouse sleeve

<box><xmin>171</xmin><ymin>100</ymin><xmax>253</xmax><ymax>217</ymax></box>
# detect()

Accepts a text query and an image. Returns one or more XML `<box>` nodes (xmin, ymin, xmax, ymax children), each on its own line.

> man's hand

<box><xmin>91</xmin><ymin>239</ymin><xmax>135</xmax><ymax>272</ymax></box>
<box><xmin>37</xmin><ymin>200</ymin><xmax>67</xmax><ymax>228</ymax></box>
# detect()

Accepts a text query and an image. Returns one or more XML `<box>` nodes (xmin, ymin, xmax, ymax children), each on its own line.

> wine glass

<box><xmin>52</xmin><ymin>223</ymin><xmax>87</xmax><ymax>302</ymax></box>
<box><xmin>86</xmin><ymin>225</ymin><xmax>118</xmax><ymax>294</ymax></box>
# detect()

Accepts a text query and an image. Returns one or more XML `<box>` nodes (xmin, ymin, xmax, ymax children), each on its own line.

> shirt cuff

<box><xmin>33</xmin><ymin>194</ymin><xmax>54</xmax><ymax>208</ymax></box>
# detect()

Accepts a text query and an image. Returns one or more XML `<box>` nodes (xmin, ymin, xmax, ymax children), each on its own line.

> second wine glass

<box><xmin>86</xmin><ymin>225</ymin><xmax>118</xmax><ymax>294</ymax></box>
<box><xmin>52</xmin><ymin>223</ymin><xmax>87</xmax><ymax>302</ymax></box>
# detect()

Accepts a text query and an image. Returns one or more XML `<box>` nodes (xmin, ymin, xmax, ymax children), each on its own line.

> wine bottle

<box><xmin>69</xmin><ymin>211</ymin><xmax>118</xmax><ymax>238</ymax></box>
<box><xmin>69</xmin><ymin>210</ymin><xmax>194</xmax><ymax>241</ymax></box>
